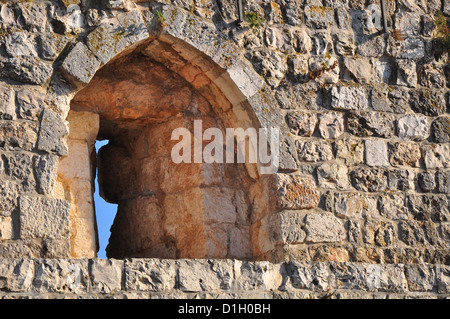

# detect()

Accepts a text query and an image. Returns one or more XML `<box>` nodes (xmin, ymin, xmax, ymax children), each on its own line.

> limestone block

<box><xmin>395</xmin><ymin>11</ymin><xmax>421</xmax><ymax>36</ymax></box>
<box><xmin>410</xmin><ymin>89</ymin><xmax>447</xmax><ymax>116</ymax></box>
<box><xmin>280</xmin><ymin>211</ymin><xmax>306</xmax><ymax>244</ymax></box>
<box><xmin>330</xmin><ymin>86</ymin><xmax>368</xmax><ymax>110</ymax></box>
<box><xmin>285</xmin><ymin>111</ymin><xmax>317</xmax><ymax>137</ymax></box>
<box><xmin>124</xmin><ymin>258</ymin><xmax>176</xmax><ymax>291</ymax></box>
<box><xmin>0</xmin><ymin>259</ymin><xmax>34</xmax><ymax>292</ymax></box>
<box><xmin>36</xmin><ymin>108</ymin><xmax>69</xmax><ymax>156</ymax></box>
<box><xmin>15</xmin><ymin>88</ymin><xmax>45</xmax><ymax>121</ymax></box>
<box><xmin>0</xmin><ymin>216</ymin><xmax>12</xmax><ymax>239</ymax></box>
<box><xmin>60</xmin><ymin>42</ymin><xmax>101</xmax><ymax>85</ymax></box>
<box><xmin>2</xmin><ymin>152</ymin><xmax>34</xmax><ymax>181</ymax></box>
<box><xmin>431</xmin><ymin>117</ymin><xmax>450</xmax><ymax>143</ymax></box>
<box><xmin>177</xmin><ymin>259</ymin><xmax>233</xmax><ymax>292</ymax></box>
<box><xmin>423</xmin><ymin>144</ymin><xmax>450</xmax><ymax>169</ymax></box>
<box><xmin>274</xmin><ymin>174</ymin><xmax>320</xmax><ymax>210</ymax></box>
<box><xmin>365</xmin><ymin>264</ymin><xmax>408</xmax><ymax>292</ymax></box>
<box><xmin>304</xmin><ymin>6</ymin><xmax>334</xmax><ymax>29</ymax></box>
<box><xmin>19</xmin><ymin>196</ymin><xmax>70</xmax><ymax>240</ymax></box>
<box><xmin>0</xmin><ymin>180</ymin><xmax>20</xmax><ymax>217</ymax></box>
<box><xmin>286</xmin><ymin>261</ymin><xmax>330</xmax><ymax>291</ymax></box>
<box><xmin>233</xmin><ymin>260</ymin><xmax>283</xmax><ymax>291</ymax></box>
<box><xmin>351</xmin><ymin>167</ymin><xmax>388</xmax><ymax>192</ymax></box>
<box><xmin>86</xmin><ymin>11</ymin><xmax>148</xmax><ymax>65</ymax></box>
<box><xmin>296</xmin><ymin>139</ymin><xmax>334</xmax><ymax>162</ymax></box>
<box><xmin>397</xmin><ymin>114</ymin><xmax>429</xmax><ymax>141</ymax></box>
<box><xmin>397</xmin><ymin>60</ymin><xmax>417</xmax><ymax>88</ymax></box>
<box><xmin>318</xmin><ymin>112</ymin><xmax>344</xmax><ymax>139</ymax></box>
<box><xmin>343</xmin><ymin>56</ymin><xmax>372</xmax><ymax>83</ymax></box>
<box><xmin>33</xmin><ymin>259</ymin><xmax>89</xmax><ymax>293</ymax></box>
<box><xmin>418</xmin><ymin>171</ymin><xmax>436</xmax><ymax>192</ymax></box>
<box><xmin>317</xmin><ymin>161</ymin><xmax>351</xmax><ymax>190</ymax></box>
<box><xmin>89</xmin><ymin>259</ymin><xmax>124</xmax><ymax>294</ymax></box>
<box><xmin>0</xmin><ymin>85</ymin><xmax>16</xmax><ymax>120</ymax></box>
<box><xmin>304</xmin><ymin>213</ymin><xmax>346</xmax><ymax>243</ymax></box>
<box><xmin>389</xmin><ymin>142</ymin><xmax>421</xmax><ymax>167</ymax></box>
<box><xmin>365</xmin><ymin>139</ymin><xmax>389</xmax><ymax>167</ymax></box>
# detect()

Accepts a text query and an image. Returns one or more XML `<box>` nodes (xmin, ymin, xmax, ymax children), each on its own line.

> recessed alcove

<box><xmin>62</xmin><ymin>39</ymin><xmax>279</xmax><ymax>261</ymax></box>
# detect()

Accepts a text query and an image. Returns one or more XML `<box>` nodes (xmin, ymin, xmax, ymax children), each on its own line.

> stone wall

<box><xmin>0</xmin><ymin>258</ymin><xmax>448</xmax><ymax>299</ymax></box>
<box><xmin>0</xmin><ymin>0</ymin><xmax>448</xmax><ymax>299</ymax></box>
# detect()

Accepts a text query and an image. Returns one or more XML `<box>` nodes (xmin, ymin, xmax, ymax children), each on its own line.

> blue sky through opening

<box><xmin>94</xmin><ymin>140</ymin><xmax>117</xmax><ymax>259</ymax></box>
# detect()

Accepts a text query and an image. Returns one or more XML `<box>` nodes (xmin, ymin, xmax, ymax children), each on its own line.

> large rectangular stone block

<box><xmin>19</xmin><ymin>196</ymin><xmax>70</xmax><ymax>240</ymax></box>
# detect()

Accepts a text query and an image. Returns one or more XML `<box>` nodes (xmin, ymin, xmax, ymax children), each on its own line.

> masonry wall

<box><xmin>0</xmin><ymin>0</ymin><xmax>448</xmax><ymax>299</ymax></box>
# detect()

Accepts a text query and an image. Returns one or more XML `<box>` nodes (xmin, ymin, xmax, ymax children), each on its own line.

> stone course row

<box><xmin>0</xmin><ymin>258</ymin><xmax>449</xmax><ymax>299</ymax></box>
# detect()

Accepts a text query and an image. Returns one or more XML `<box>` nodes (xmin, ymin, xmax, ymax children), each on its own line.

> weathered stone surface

<box><xmin>125</xmin><ymin>259</ymin><xmax>176</xmax><ymax>292</ymax></box>
<box><xmin>177</xmin><ymin>259</ymin><xmax>233</xmax><ymax>291</ymax></box>
<box><xmin>0</xmin><ymin>259</ymin><xmax>34</xmax><ymax>292</ymax></box>
<box><xmin>431</xmin><ymin>117</ymin><xmax>450</xmax><ymax>143</ymax></box>
<box><xmin>285</xmin><ymin>111</ymin><xmax>317</xmax><ymax>136</ymax></box>
<box><xmin>405</xmin><ymin>264</ymin><xmax>437</xmax><ymax>291</ymax></box>
<box><xmin>296</xmin><ymin>140</ymin><xmax>333</xmax><ymax>162</ymax></box>
<box><xmin>397</xmin><ymin>115</ymin><xmax>429</xmax><ymax>141</ymax></box>
<box><xmin>378</xmin><ymin>194</ymin><xmax>408</xmax><ymax>220</ymax></box>
<box><xmin>0</xmin><ymin>86</ymin><xmax>16</xmax><ymax>120</ymax></box>
<box><xmin>397</xmin><ymin>59</ymin><xmax>417</xmax><ymax>87</ymax></box>
<box><xmin>418</xmin><ymin>171</ymin><xmax>436</xmax><ymax>192</ymax></box>
<box><xmin>351</xmin><ymin>167</ymin><xmax>388</xmax><ymax>192</ymax></box>
<box><xmin>86</xmin><ymin>11</ymin><xmax>149</xmax><ymax>65</ymax></box>
<box><xmin>33</xmin><ymin>259</ymin><xmax>88</xmax><ymax>294</ymax></box>
<box><xmin>330</xmin><ymin>85</ymin><xmax>368</xmax><ymax>110</ymax></box>
<box><xmin>15</xmin><ymin>88</ymin><xmax>45</xmax><ymax>121</ymax></box>
<box><xmin>437</xmin><ymin>170</ymin><xmax>450</xmax><ymax>194</ymax></box>
<box><xmin>304</xmin><ymin>6</ymin><xmax>334</xmax><ymax>29</ymax></box>
<box><xmin>365</xmin><ymin>139</ymin><xmax>389</xmax><ymax>167</ymax></box>
<box><xmin>365</xmin><ymin>264</ymin><xmax>408</xmax><ymax>292</ymax></box>
<box><xmin>34</xmin><ymin>154</ymin><xmax>59</xmax><ymax>195</ymax></box>
<box><xmin>317</xmin><ymin>161</ymin><xmax>351</xmax><ymax>190</ymax></box>
<box><xmin>423</xmin><ymin>144</ymin><xmax>450</xmax><ymax>169</ymax></box>
<box><xmin>347</xmin><ymin>112</ymin><xmax>395</xmax><ymax>138</ymax></box>
<box><xmin>389</xmin><ymin>142</ymin><xmax>421</xmax><ymax>167</ymax></box>
<box><xmin>318</xmin><ymin>112</ymin><xmax>344</xmax><ymax>139</ymax></box>
<box><xmin>410</xmin><ymin>89</ymin><xmax>447</xmax><ymax>116</ymax></box>
<box><xmin>286</xmin><ymin>261</ymin><xmax>330</xmax><ymax>291</ymax></box>
<box><xmin>19</xmin><ymin>196</ymin><xmax>70</xmax><ymax>240</ymax></box>
<box><xmin>2</xmin><ymin>153</ymin><xmax>34</xmax><ymax>181</ymax></box>
<box><xmin>280</xmin><ymin>211</ymin><xmax>306</xmax><ymax>244</ymax></box>
<box><xmin>233</xmin><ymin>260</ymin><xmax>283</xmax><ymax>291</ymax></box>
<box><xmin>274</xmin><ymin>174</ymin><xmax>320</xmax><ymax>210</ymax></box>
<box><xmin>395</xmin><ymin>11</ymin><xmax>421</xmax><ymax>36</ymax></box>
<box><xmin>36</xmin><ymin>108</ymin><xmax>68</xmax><ymax>156</ymax></box>
<box><xmin>304</xmin><ymin>213</ymin><xmax>346</xmax><ymax>243</ymax></box>
<box><xmin>334</xmin><ymin>137</ymin><xmax>364</xmax><ymax>166</ymax></box>
<box><xmin>60</xmin><ymin>42</ymin><xmax>101</xmax><ymax>85</ymax></box>
<box><xmin>343</xmin><ymin>56</ymin><xmax>372</xmax><ymax>83</ymax></box>
<box><xmin>89</xmin><ymin>259</ymin><xmax>124</xmax><ymax>294</ymax></box>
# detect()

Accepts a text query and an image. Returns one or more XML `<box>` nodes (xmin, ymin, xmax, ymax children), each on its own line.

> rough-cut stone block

<box><xmin>0</xmin><ymin>258</ymin><xmax>34</xmax><ymax>292</ymax></box>
<box><xmin>280</xmin><ymin>211</ymin><xmax>306</xmax><ymax>244</ymax></box>
<box><xmin>296</xmin><ymin>139</ymin><xmax>333</xmax><ymax>162</ymax></box>
<box><xmin>275</xmin><ymin>174</ymin><xmax>320</xmax><ymax>210</ymax></box>
<box><xmin>365</xmin><ymin>264</ymin><xmax>408</xmax><ymax>292</ymax></box>
<box><xmin>19</xmin><ymin>196</ymin><xmax>70</xmax><ymax>240</ymax></box>
<box><xmin>410</xmin><ymin>89</ymin><xmax>446</xmax><ymax>116</ymax></box>
<box><xmin>351</xmin><ymin>167</ymin><xmax>387</xmax><ymax>192</ymax></box>
<box><xmin>397</xmin><ymin>114</ymin><xmax>429</xmax><ymax>141</ymax></box>
<box><xmin>33</xmin><ymin>259</ymin><xmax>89</xmax><ymax>293</ymax></box>
<box><xmin>15</xmin><ymin>88</ymin><xmax>45</xmax><ymax>121</ymax></box>
<box><xmin>437</xmin><ymin>170</ymin><xmax>450</xmax><ymax>194</ymax></box>
<box><xmin>318</xmin><ymin>112</ymin><xmax>344</xmax><ymax>139</ymax></box>
<box><xmin>125</xmin><ymin>259</ymin><xmax>176</xmax><ymax>292</ymax></box>
<box><xmin>36</xmin><ymin>108</ymin><xmax>68</xmax><ymax>156</ymax></box>
<box><xmin>2</xmin><ymin>152</ymin><xmax>34</xmax><ymax>181</ymax></box>
<box><xmin>233</xmin><ymin>260</ymin><xmax>283</xmax><ymax>291</ymax></box>
<box><xmin>405</xmin><ymin>264</ymin><xmax>436</xmax><ymax>292</ymax></box>
<box><xmin>389</xmin><ymin>142</ymin><xmax>421</xmax><ymax>167</ymax></box>
<box><xmin>431</xmin><ymin>117</ymin><xmax>450</xmax><ymax>143</ymax></box>
<box><xmin>286</xmin><ymin>261</ymin><xmax>330</xmax><ymax>291</ymax></box>
<box><xmin>177</xmin><ymin>259</ymin><xmax>233</xmax><ymax>292</ymax></box>
<box><xmin>286</xmin><ymin>111</ymin><xmax>317</xmax><ymax>137</ymax></box>
<box><xmin>61</xmin><ymin>42</ymin><xmax>101</xmax><ymax>85</ymax></box>
<box><xmin>423</xmin><ymin>144</ymin><xmax>450</xmax><ymax>169</ymax></box>
<box><xmin>317</xmin><ymin>162</ymin><xmax>351</xmax><ymax>190</ymax></box>
<box><xmin>330</xmin><ymin>86</ymin><xmax>368</xmax><ymax>110</ymax></box>
<box><xmin>0</xmin><ymin>86</ymin><xmax>16</xmax><ymax>120</ymax></box>
<box><xmin>34</xmin><ymin>154</ymin><xmax>59</xmax><ymax>195</ymax></box>
<box><xmin>87</xmin><ymin>11</ymin><xmax>149</xmax><ymax>65</ymax></box>
<box><xmin>304</xmin><ymin>213</ymin><xmax>346</xmax><ymax>243</ymax></box>
<box><xmin>89</xmin><ymin>259</ymin><xmax>123</xmax><ymax>293</ymax></box>
<box><xmin>365</xmin><ymin>139</ymin><xmax>389</xmax><ymax>167</ymax></box>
